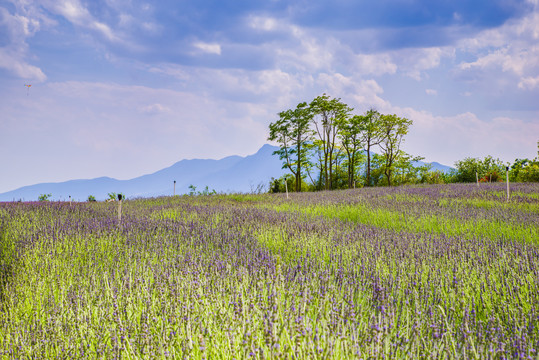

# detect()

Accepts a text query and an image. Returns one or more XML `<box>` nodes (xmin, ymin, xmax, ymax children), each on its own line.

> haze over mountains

<box><xmin>0</xmin><ymin>145</ymin><xmax>453</xmax><ymax>201</ymax></box>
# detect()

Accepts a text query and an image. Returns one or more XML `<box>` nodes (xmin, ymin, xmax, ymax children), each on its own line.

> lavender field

<box><xmin>1</xmin><ymin>183</ymin><xmax>538</xmax><ymax>359</ymax></box>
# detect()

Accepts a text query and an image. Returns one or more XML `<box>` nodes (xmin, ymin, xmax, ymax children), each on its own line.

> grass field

<box><xmin>1</xmin><ymin>183</ymin><xmax>538</xmax><ymax>359</ymax></box>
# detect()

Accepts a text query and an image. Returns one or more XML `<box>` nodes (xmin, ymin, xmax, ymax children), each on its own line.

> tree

<box><xmin>518</xmin><ymin>163</ymin><xmax>539</xmax><ymax>182</ymax></box>
<box><xmin>107</xmin><ymin>192</ymin><xmax>126</xmax><ymax>201</ymax></box>
<box><xmin>453</xmin><ymin>156</ymin><xmax>505</xmax><ymax>183</ymax></box>
<box><xmin>359</xmin><ymin>109</ymin><xmax>384</xmax><ymax>186</ymax></box>
<box><xmin>268</xmin><ymin>102</ymin><xmax>313</xmax><ymax>192</ymax></box>
<box><xmin>337</xmin><ymin>114</ymin><xmax>365</xmax><ymax>188</ymax></box>
<box><xmin>511</xmin><ymin>158</ymin><xmax>539</xmax><ymax>182</ymax></box>
<box><xmin>509</xmin><ymin>158</ymin><xmax>529</xmax><ymax>182</ymax></box>
<box><xmin>378</xmin><ymin>114</ymin><xmax>413</xmax><ymax>186</ymax></box>
<box><xmin>309</xmin><ymin>94</ymin><xmax>352</xmax><ymax>190</ymax></box>
<box><xmin>38</xmin><ymin>193</ymin><xmax>52</xmax><ymax>202</ymax></box>
<box><xmin>392</xmin><ymin>152</ymin><xmax>426</xmax><ymax>185</ymax></box>
<box><xmin>268</xmin><ymin>174</ymin><xmax>305</xmax><ymax>193</ymax></box>
<box><xmin>87</xmin><ymin>195</ymin><xmax>96</xmax><ymax>202</ymax></box>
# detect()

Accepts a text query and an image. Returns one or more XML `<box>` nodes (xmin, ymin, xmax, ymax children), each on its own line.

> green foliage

<box><xmin>419</xmin><ymin>169</ymin><xmax>451</xmax><ymax>184</ymax></box>
<box><xmin>392</xmin><ymin>152</ymin><xmax>427</xmax><ymax>185</ymax></box>
<box><xmin>2</xmin><ymin>185</ymin><xmax>539</xmax><ymax>357</ymax></box>
<box><xmin>511</xmin><ymin>159</ymin><xmax>539</xmax><ymax>182</ymax></box>
<box><xmin>269</xmin><ymin>95</ymin><xmax>421</xmax><ymax>190</ymax></box>
<box><xmin>87</xmin><ymin>195</ymin><xmax>96</xmax><ymax>202</ymax></box>
<box><xmin>268</xmin><ymin>175</ymin><xmax>311</xmax><ymax>193</ymax></box>
<box><xmin>510</xmin><ymin>143</ymin><xmax>539</xmax><ymax>182</ymax></box>
<box><xmin>378</xmin><ymin>114</ymin><xmax>413</xmax><ymax>186</ymax></box>
<box><xmin>188</xmin><ymin>184</ymin><xmax>217</xmax><ymax>196</ymax></box>
<box><xmin>518</xmin><ymin>163</ymin><xmax>539</xmax><ymax>182</ymax></box>
<box><xmin>37</xmin><ymin>193</ymin><xmax>52</xmax><ymax>202</ymax></box>
<box><xmin>360</xmin><ymin>109</ymin><xmax>385</xmax><ymax>186</ymax></box>
<box><xmin>337</xmin><ymin>114</ymin><xmax>365</xmax><ymax>188</ymax></box>
<box><xmin>309</xmin><ymin>94</ymin><xmax>353</xmax><ymax>190</ymax></box>
<box><xmin>268</xmin><ymin>102</ymin><xmax>313</xmax><ymax>192</ymax></box>
<box><xmin>107</xmin><ymin>192</ymin><xmax>126</xmax><ymax>201</ymax></box>
<box><xmin>452</xmin><ymin>156</ymin><xmax>506</xmax><ymax>183</ymax></box>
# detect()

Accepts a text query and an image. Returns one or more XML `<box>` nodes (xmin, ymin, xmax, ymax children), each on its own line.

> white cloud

<box><xmin>394</xmin><ymin>107</ymin><xmax>539</xmax><ymax>165</ymax></box>
<box><xmin>456</xmin><ymin>11</ymin><xmax>539</xmax><ymax>89</ymax></box>
<box><xmin>92</xmin><ymin>21</ymin><xmax>118</xmax><ymax>41</ymax></box>
<box><xmin>518</xmin><ymin>76</ymin><xmax>539</xmax><ymax>90</ymax></box>
<box><xmin>0</xmin><ymin>7</ymin><xmax>47</xmax><ymax>81</ymax></box>
<box><xmin>139</xmin><ymin>103</ymin><xmax>171</xmax><ymax>115</ymax></box>
<box><xmin>193</xmin><ymin>42</ymin><xmax>222</xmax><ymax>55</ymax></box>
<box><xmin>354</xmin><ymin>53</ymin><xmax>397</xmax><ymax>76</ymax></box>
<box><xmin>248</xmin><ymin>15</ymin><xmax>279</xmax><ymax>31</ymax></box>
<box><xmin>147</xmin><ymin>63</ymin><xmax>311</xmax><ymax>110</ymax></box>
<box><xmin>315</xmin><ymin>73</ymin><xmax>389</xmax><ymax>110</ymax></box>
<box><xmin>396</xmin><ymin>47</ymin><xmax>450</xmax><ymax>80</ymax></box>
<box><xmin>33</xmin><ymin>0</ymin><xmax>126</xmax><ymax>44</ymax></box>
<box><xmin>118</xmin><ymin>13</ymin><xmax>134</xmax><ymax>27</ymax></box>
<box><xmin>458</xmin><ymin>47</ymin><xmax>535</xmax><ymax>77</ymax></box>
<box><xmin>0</xmin><ymin>49</ymin><xmax>47</xmax><ymax>81</ymax></box>
<box><xmin>54</xmin><ymin>0</ymin><xmax>90</xmax><ymax>23</ymax></box>
<box><xmin>425</xmin><ymin>89</ymin><xmax>437</xmax><ymax>95</ymax></box>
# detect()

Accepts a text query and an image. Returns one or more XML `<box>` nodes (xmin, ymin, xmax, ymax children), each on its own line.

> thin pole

<box><xmin>174</xmin><ymin>180</ymin><xmax>176</xmax><ymax>196</ymax></box>
<box><xmin>506</xmin><ymin>167</ymin><xmax>510</xmax><ymax>200</ymax></box>
<box><xmin>476</xmin><ymin>171</ymin><xmax>479</xmax><ymax>186</ymax></box>
<box><xmin>284</xmin><ymin>178</ymin><xmax>289</xmax><ymax>200</ymax></box>
<box><xmin>118</xmin><ymin>194</ymin><xmax>123</xmax><ymax>222</ymax></box>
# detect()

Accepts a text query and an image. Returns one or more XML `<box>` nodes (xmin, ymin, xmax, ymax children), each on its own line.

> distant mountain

<box><xmin>428</xmin><ymin>161</ymin><xmax>454</xmax><ymax>173</ymax></box>
<box><xmin>0</xmin><ymin>145</ymin><xmax>454</xmax><ymax>201</ymax></box>
<box><xmin>0</xmin><ymin>144</ymin><xmax>285</xmax><ymax>201</ymax></box>
<box><xmin>413</xmin><ymin>160</ymin><xmax>454</xmax><ymax>173</ymax></box>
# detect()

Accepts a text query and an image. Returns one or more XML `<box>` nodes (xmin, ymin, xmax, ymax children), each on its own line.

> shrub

<box><xmin>38</xmin><ymin>194</ymin><xmax>52</xmax><ymax>202</ymax></box>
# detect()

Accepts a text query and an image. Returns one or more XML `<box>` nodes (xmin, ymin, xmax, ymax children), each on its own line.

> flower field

<box><xmin>1</xmin><ymin>183</ymin><xmax>538</xmax><ymax>359</ymax></box>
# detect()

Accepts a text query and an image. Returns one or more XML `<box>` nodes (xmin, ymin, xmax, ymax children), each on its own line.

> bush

<box><xmin>38</xmin><ymin>194</ymin><xmax>52</xmax><ymax>202</ymax></box>
<box><xmin>479</xmin><ymin>171</ymin><xmax>503</xmax><ymax>183</ymax></box>
<box><xmin>517</xmin><ymin>163</ymin><xmax>539</xmax><ymax>182</ymax></box>
<box><xmin>453</xmin><ymin>156</ymin><xmax>505</xmax><ymax>183</ymax></box>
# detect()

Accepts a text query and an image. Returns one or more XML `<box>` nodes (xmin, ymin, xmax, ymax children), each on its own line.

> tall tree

<box><xmin>310</xmin><ymin>94</ymin><xmax>352</xmax><ymax>190</ymax></box>
<box><xmin>337</xmin><ymin>114</ymin><xmax>364</xmax><ymax>188</ymax></box>
<box><xmin>268</xmin><ymin>102</ymin><xmax>313</xmax><ymax>192</ymax></box>
<box><xmin>360</xmin><ymin>109</ymin><xmax>384</xmax><ymax>186</ymax></box>
<box><xmin>378</xmin><ymin>114</ymin><xmax>413</xmax><ymax>186</ymax></box>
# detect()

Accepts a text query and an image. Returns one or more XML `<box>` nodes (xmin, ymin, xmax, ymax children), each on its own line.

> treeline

<box><xmin>268</xmin><ymin>94</ymin><xmax>539</xmax><ymax>192</ymax></box>
<box><xmin>453</xmin><ymin>150</ymin><xmax>539</xmax><ymax>184</ymax></box>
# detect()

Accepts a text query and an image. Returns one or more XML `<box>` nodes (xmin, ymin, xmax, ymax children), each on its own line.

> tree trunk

<box><xmin>366</xmin><ymin>143</ymin><xmax>371</xmax><ymax>187</ymax></box>
<box><xmin>296</xmin><ymin>142</ymin><xmax>301</xmax><ymax>192</ymax></box>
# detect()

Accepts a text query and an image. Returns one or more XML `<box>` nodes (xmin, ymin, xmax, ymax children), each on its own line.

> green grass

<box><xmin>267</xmin><ymin>196</ymin><xmax>539</xmax><ymax>244</ymax></box>
<box><xmin>1</xmin><ymin>184</ymin><xmax>538</xmax><ymax>358</ymax></box>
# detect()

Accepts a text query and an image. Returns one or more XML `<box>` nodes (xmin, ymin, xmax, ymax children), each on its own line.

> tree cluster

<box><xmin>452</xmin><ymin>141</ymin><xmax>539</xmax><ymax>183</ymax></box>
<box><xmin>268</xmin><ymin>94</ymin><xmax>424</xmax><ymax>192</ymax></box>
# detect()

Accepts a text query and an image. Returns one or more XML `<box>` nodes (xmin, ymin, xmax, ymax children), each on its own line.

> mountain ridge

<box><xmin>0</xmin><ymin>144</ymin><xmax>453</xmax><ymax>201</ymax></box>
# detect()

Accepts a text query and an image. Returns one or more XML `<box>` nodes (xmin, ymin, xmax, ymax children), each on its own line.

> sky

<box><xmin>1</xmin><ymin>0</ymin><xmax>539</xmax><ymax>193</ymax></box>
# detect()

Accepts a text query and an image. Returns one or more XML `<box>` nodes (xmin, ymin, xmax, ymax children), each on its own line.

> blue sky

<box><xmin>1</xmin><ymin>0</ymin><xmax>538</xmax><ymax>193</ymax></box>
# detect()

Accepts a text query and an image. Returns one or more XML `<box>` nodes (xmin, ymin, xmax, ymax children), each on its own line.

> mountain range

<box><xmin>0</xmin><ymin>145</ymin><xmax>453</xmax><ymax>201</ymax></box>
